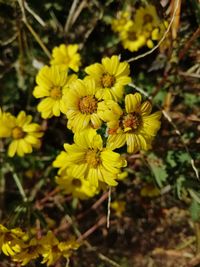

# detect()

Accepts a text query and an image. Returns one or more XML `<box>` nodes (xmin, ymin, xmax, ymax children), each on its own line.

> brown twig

<box><xmin>179</xmin><ymin>27</ymin><xmax>200</xmax><ymax>60</ymax></box>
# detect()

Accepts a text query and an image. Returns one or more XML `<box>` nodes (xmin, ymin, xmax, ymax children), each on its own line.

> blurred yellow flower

<box><xmin>85</xmin><ymin>55</ymin><xmax>131</xmax><ymax>101</ymax></box>
<box><xmin>0</xmin><ymin>108</ymin><xmax>14</xmax><ymax>138</ymax></box>
<box><xmin>0</xmin><ymin>224</ymin><xmax>25</xmax><ymax>257</ymax></box>
<box><xmin>140</xmin><ymin>184</ymin><xmax>160</xmax><ymax>197</ymax></box>
<box><xmin>65</xmin><ymin>78</ymin><xmax>102</xmax><ymax>132</ymax></box>
<box><xmin>119</xmin><ymin>21</ymin><xmax>146</xmax><ymax>52</ymax></box>
<box><xmin>1</xmin><ymin>111</ymin><xmax>43</xmax><ymax>157</ymax></box>
<box><xmin>56</xmin><ymin>174</ymin><xmax>98</xmax><ymax>199</ymax></box>
<box><xmin>53</xmin><ymin>129</ymin><xmax>127</xmax><ymax>187</ymax></box>
<box><xmin>111</xmin><ymin>11</ymin><xmax>131</xmax><ymax>32</ymax></box>
<box><xmin>12</xmin><ymin>238</ymin><xmax>42</xmax><ymax>266</ymax></box>
<box><xmin>98</xmin><ymin>93</ymin><xmax>161</xmax><ymax>153</ymax></box>
<box><xmin>33</xmin><ymin>65</ymin><xmax>77</xmax><ymax>118</ymax></box>
<box><xmin>111</xmin><ymin>200</ymin><xmax>126</xmax><ymax>217</ymax></box>
<box><xmin>135</xmin><ymin>5</ymin><xmax>160</xmax><ymax>32</ymax></box>
<box><xmin>50</xmin><ymin>44</ymin><xmax>81</xmax><ymax>72</ymax></box>
<box><xmin>40</xmin><ymin>231</ymin><xmax>62</xmax><ymax>266</ymax></box>
<box><xmin>58</xmin><ymin>237</ymin><xmax>80</xmax><ymax>259</ymax></box>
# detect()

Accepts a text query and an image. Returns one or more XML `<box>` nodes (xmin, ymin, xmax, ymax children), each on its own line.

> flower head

<box><xmin>98</xmin><ymin>93</ymin><xmax>161</xmax><ymax>153</ymax></box>
<box><xmin>0</xmin><ymin>224</ymin><xmax>25</xmax><ymax>257</ymax></box>
<box><xmin>0</xmin><ymin>108</ymin><xmax>14</xmax><ymax>138</ymax></box>
<box><xmin>33</xmin><ymin>65</ymin><xmax>77</xmax><ymax>118</ymax></box>
<box><xmin>53</xmin><ymin>129</ymin><xmax>127</xmax><ymax>187</ymax></box>
<box><xmin>1</xmin><ymin>111</ymin><xmax>43</xmax><ymax>157</ymax></box>
<box><xmin>135</xmin><ymin>5</ymin><xmax>160</xmax><ymax>31</ymax></box>
<box><xmin>119</xmin><ymin>21</ymin><xmax>146</xmax><ymax>52</ymax></box>
<box><xmin>85</xmin><ymin>55</ymin><xmax>131</xmax><ymax>101</ymax></box>
<box><xmin>65</xmin><ymin>78</ymin><xmax>102</xmax><ymax>132</ymax></box>
<box><xmin>56</xmin><ymin>174</ymin><xmax>98</xmax><ymax>199</ymax></box>
<box><xmin>111</xmin><ymin>11</ymin><xmax>131</xmax><ymax>32</ymax></box>
<box><xmin>50</xmin><ymin>44</ymin><xmax>81</xmax><ymax>72</ymax></box>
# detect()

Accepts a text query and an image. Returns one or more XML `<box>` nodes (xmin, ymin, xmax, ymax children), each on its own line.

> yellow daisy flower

<box><xmin>65</xmin><ymin>78</ymin><xmax>103</xmax><ymax>132</ymax></box>
<box><xmin>53</xmin><ymin>129</ymin><xmax>127</xmax><ymax>187</ymax></box>
<box><xmin>111</xmin><ymin>11</ymin><xmax>131</xmax><ymax>32</ymax></box>
<box><xmin>0</xmin><ymin>224</ymin><xmax>25</xmax><ymax>257</ymax></box>
<box><xmin>98</xmin><ymin>93</ymin><xmax>161</xmax><ymax>153</ymax></box>
<box><xmin>56</xmin><ymin>174</ymin><xmax>98</xmax><ymax>199</ymax></box>
<box><xmin>119</xmin><ymin>20</ymin><xmax>146</xmax><ymax>52</ymax></box>
<box><xmin>33</xmin><ymin>65</ymin><xmax>77</xmax><ymax>118</ymax></box>
<box><xmin>2</xmin><ymin>111</ymin><xmax>43</xmax><ymax>157</ymax></box>
<box><xmin>135</xmin><ymin>5</ymin><xmax>160</xmax><ymax>32</ymax></box>
<box><xmin>40</xmin><ymin>231</ymin><xmax>62</xmax><ymax>266</ymax></box>
<box><xmin>12</xmin><ymin>238</ymin><xmax>42</xmax><ymax>266</ymax></box>
<box><xmin>0</xmin><ymin>108</ymin><xmax>14</xmax><ymax>138</ymax></box>
<box><xmin>85</xmin><ymin>55</ymin><xmax>131</xmax><ymax>101</ymax></box>
<box><xmin>58</xmin><ymin>237</ymin><xmax>80</xmax><ymax>260</ymax></box>
<box><xmin>50</xmin><ymin>44</ymin><xmax>81</xmax><ymax>72</ymax></box>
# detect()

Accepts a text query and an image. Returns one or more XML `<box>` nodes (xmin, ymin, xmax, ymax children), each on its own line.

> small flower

<box><xmin>33</xmin><ymin>65</ymin><xmax>77</xmax><ymax>118</ymax></box>
<box><xmin>111</xmin><ymin>11</ymin><xmax>131</xmax><ymax>32</ymax></box>
<box><xmin>111</xmin><ymin>200</ymin><xmax>126</xmax><ymax>217</ymax></box>
<box><xmin>0</xmin><ymin>224</ymin><xmax>25</xmax><ymax>257</ymax></box>
<box><xmin>53</xmin><ymin>129</ymin><xmax>127</xmax><ymax>187</ymax></box>
<box><xmin>119</xmin><ymin>20</ymin><xmax>146</xmax><ymax>52</ymax></box>
<box><xmin>50</xmin><ymin>44</ymin><xmax>81</xmax><ymax>72</ymax></box>
<box><xmin>0</xmin><ymin>108</ymin><xmax>14</xmax><ymax>138</ymax></box>
<box><xmin>1</xmin><ymin>111</ymin><xmax>43</xmax><ymax>157</ymax></box>
<box><xmin>12</xmin><ymin>238</ymin><xmax>42</xmax><ymax>266</ymax></box>
<box><xmin>135</xmin><ymin>5</ymin><xmax>160</xmax><ymax>31</ymax></box>
<box><xmin>65</xmin><ymin>78</ymin><xmax>102</xmax><ymax>132</ymax></box>
<box><xmin>98</xmin><ymin>93</ymin><xmax>161</xmax><ymax>153</ymax></box>
<box><xmin>56</xmin><ymin>174</ymin><xmax>98</xmax><ymax>199</ymax></box>
<box><xmin>85</xmin><ymin>55</ymin><xmax>131</xmax><ymax>101</ymax></box>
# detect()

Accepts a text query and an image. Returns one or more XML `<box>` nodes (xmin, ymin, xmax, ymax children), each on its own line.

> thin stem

<box><xmin>7</xmin><ymin>164</ymin><xmax>28</xmax><ymax>202</ymax></box>
<box><xmin>107</xmin><ymin>187</ymin><xmax>111</xmax><ymax>228</ymax></box>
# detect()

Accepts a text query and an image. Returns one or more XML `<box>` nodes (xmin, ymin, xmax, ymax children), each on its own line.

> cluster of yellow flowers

<box><xmin>32</xmin><ymin>44</ymin><xmax>161</xmax><ymax>199</ymax></box>
<box><xmin>0</xmin><ymin>109</ymin><xmax>43</xmax><ymax>157</ymax></box>
<box><xmin>111</xmin><ymin>5</ymin><xmax>168</xmax><ymax>52</ymax></box>
<box><xmin>0</xmin><ymin>224</ymin><xmax>80</xmax><ymax>266</ymax></box>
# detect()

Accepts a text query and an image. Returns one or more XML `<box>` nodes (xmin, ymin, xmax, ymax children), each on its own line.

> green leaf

<box><xmin>189</xmin><ymin>199</ymin><xmax>200</xmax><ymax>222</ymax></box>
<box><xmin>147</xmin><ymin>153</ymin><xmax>168</xmax><ymax>188</ymax></box>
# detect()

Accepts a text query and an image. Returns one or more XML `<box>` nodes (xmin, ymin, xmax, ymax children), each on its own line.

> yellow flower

<box><xmin>140</xmin><ymin>184</ymin><xmax>160</xmax><ymax>197</ymax></box>
<box><xmin>111</xmin><ymin>11</ymin><xmax>131</xmax><ymax>32</ymax></box>
<box><xmin>0</xmin><ymin>108</ymin><xmax>14</xmax><ymax>138</ymax></box>
<box><xmin>98</xmin><ymin>93</ymin><xmax>161</xmax><ymax>153</ymax></box>
<box><xmin>0</xmin><ymin>224</ymin><xmax>25</xmax><ymax>257</ymax></box>
<box><xmin>50</xmin><ymin>44</ymin><xmax>81</xmax><ymax>72</ymax></box>
<box><xmin>40</xmin><ymin>231</ymin><xmax>62</xmax><ymax>266</ymax></box>
<box><xmin>56</xmin><ymin>174</ymin><xmax>98</xmax><ymax>199</ymax></box>
<box><xmin>2</xmin><ymin>111</ymin><xmax>43</xmax><ymax>157</ymax></box>
<box><xmin>111</xmin><ymin>200</ymin><xmax>126</xmax><ymax>217</ymax></box>
<box><xmin>53</xmin><ymin>129</ymin><xmax>127</xmax><ymax>187</ymax></box>
<box><xmin>12</xmin><ymin>238</ymin><xmax>42</xmax><ymax>266</ymax></box>
<box><xmin>119</xmin><ymin>20</ymin><xmax>146</xmax><ymax>52</ymax></box>
<box><xmin>65</xmin><ymin>78</ymin><xmax>102</xmax><ymax>132</ymax></box>
<box><xmin>85</xmin><ymin>55</ymin><xmax>131</xmax><ymax>101</ymax></box>
<box><xmin>33</xmin><ymin>65</ymin><xmax>77</xmax><ymax>118</ymax></box>
<box><xmin>58</xmin><ymin>237</ymin><xmax>80</xmax><ymax>260</ymax></box>
<box><xmin>135</xmin><ymin>5</ymin><xmax>160</xmax><ymax>32</ymax></box>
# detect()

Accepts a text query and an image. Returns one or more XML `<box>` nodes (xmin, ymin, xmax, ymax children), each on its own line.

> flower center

<box><xmin>101</xmin><ymin>73</ymin><xmax>116</xmax><ymax>88</ymax></box>
<box><xmin>122</xmin><ymin>113</ymin><xmax>141</xmax><ymax>132</ymax></box>
<box><xmin>50</xmin><ymin>87</ymin><xmax>62</xmax><ymax>100</ymax></box>
<box><xmin>12</xmin><ymin>127</ymin><xmax>25</xmax><ymax>139</ymax></box>
<box><xmin>72</xmin><ymin>178</ymin><xmax>82</xmax><ymax>187</ymax></box>
<box><xmin>79</xmin><ymin>96</ymin><xmax>97</xmax><ymax>114</ymax></box>
<box><xmin>143</xmin><ymin>14</ymin><xmax>153</xmax><ymax>25</ymax></box>
<box><xmin>85</xmin><ymin>150</ymin><xmax>101</xmax><ymax>168</ymax></box>
<box><xmin>128</xmin><ymin>31</ymin><xmax>137</xmax><ymax>41</ymax></box>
